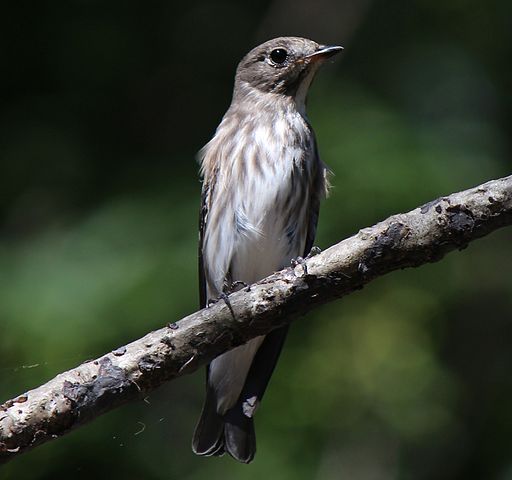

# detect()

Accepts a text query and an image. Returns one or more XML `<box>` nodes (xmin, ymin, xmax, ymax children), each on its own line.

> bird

<box><xmin>192</xmin><ymin>36</ymin><xmax>342</xmax><ymax>463</ymax></box>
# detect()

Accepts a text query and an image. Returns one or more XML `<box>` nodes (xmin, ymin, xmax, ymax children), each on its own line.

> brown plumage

<box><xmin>192</xmin><ymin>36</ymin><xmax>342</xmax><ymax>463</ymax></box>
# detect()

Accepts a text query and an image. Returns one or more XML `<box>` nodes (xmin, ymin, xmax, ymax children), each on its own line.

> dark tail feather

<box><xmin>216</xmin><ymin>326</ymin><xmax>289</xmax><ymax>464</ymax></box>
<box><xmin>192</xmin><ymin>386</ymin><xmax>256</xmax><ymax>463</ymax></box>
<box><xmin>224</xmin><ymin>405</ymin><xmax>256</xmax><ymax>463</ymax></box>
<box><xmin>192</xmin><ymin>386</ymin><xmax>225</xmax><ymax>457</ymax></box>
<box><xmin>193</xmin><ymin>327</ymin><xmax>289</xmax><ymax>463</ymax></box>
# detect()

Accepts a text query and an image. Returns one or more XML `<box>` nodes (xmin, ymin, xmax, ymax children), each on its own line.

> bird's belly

<box><xmin>230</xmin><ymin>193</ymin><xmax>306</xmax><ymax>285</ymax></box>
<box><xmin>203</xmin><ymin>126</ymin><xmax>314</xmax><ymax>298</ymax></box>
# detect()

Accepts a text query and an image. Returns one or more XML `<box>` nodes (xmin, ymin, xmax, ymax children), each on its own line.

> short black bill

<box><xmin>307</xmin><ymin>45</ymin><xmax>344</xmax><ymax>60</ymax></box>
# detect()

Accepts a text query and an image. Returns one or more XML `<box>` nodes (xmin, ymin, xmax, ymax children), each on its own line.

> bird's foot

<box><xmin>306</xmin><ymin>246</ymin><xmax>322</xmax><ymax>259</ymax></box>
<box><xmin>208</xmin><ymin>292</ymin><xmax>236</xmax><ymax>319</ymax></box>
<box><xmin>231</xmin><ymin>280</ymin><xmax>248</xmax><ymax>290</ymax></box>
<box><xmin>226</xmin><ymin>280</ymin><xmax>251</xmax><ymax>293</ymax></box>
<box><xmin>291</xmin><ymin>247</ymin><xmax>321</xmax><ymax>278</ymax></box>
<box><xmin>219</xmin><ymin>292</ymin><xmax>236</xmax><ymax>319</ymax></box>
<box><xmin>233</xmin><ymin>280</ymin><xmax>253</xmax><ymax>293</ymax></box>
<box><xmin>291</xmin><ymin>256</ymin><xmax>308</xmax><ymax>276</ymax></box>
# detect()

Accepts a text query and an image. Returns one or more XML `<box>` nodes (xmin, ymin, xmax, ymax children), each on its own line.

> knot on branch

<box><xmin>445</xmin><ymin>204</ymin><xmax>475</xmax><ymax>244</ymax></box>
<box><xmin>358</xmin><ymin>221</ymin><xmax>410</xmax><ymax>274</ymax></box>
<box><xmin>63</xmin><ymin>357</ymin><xmax>132</xmax><ymax>414</ymax></box>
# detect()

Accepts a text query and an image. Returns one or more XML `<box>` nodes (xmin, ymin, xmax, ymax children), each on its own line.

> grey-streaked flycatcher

<box><xmin>192</xmin><ymin>36</ymin><xmax>342</xmax><ymax>463</ymax></box>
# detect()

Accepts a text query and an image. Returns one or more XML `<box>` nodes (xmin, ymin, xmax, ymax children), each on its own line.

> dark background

<box><xmin>1</xmin><ymin>0</ymin><xmax>511</xmax><ymax>478</ymax></box>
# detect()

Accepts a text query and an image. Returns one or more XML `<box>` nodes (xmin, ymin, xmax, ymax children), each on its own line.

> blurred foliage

<box><xmin>1</xmin><ymin>0</ymin><xmax>511</xmax><ymax>479</ymax></box>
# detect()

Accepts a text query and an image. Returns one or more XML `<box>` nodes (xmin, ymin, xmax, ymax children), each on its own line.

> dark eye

<box><xmin>270</xmin><ymin>48</ymin><xmax>288</xmax><ymax>65</ymax></box>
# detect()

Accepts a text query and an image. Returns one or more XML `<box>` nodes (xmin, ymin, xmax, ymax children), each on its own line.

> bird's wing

<box><xmin>194</xmin><ymin>179</ymin><xmax>229</xmax><ymax>457</ymax></box>
<box><xmin>303</xmin><ymin>143</ymin><xmax>327</xmax><ymax>257</ymax></box>
<box><xmin>196</xmin><ymin>173</ymin><xmax>258</xmax><ymax>462</ymax></box>
<box><xmin>303</xmin><ymin>188</ymin><xmax>321</xmax><ymax>257</ymax></box>
<box><xmin>198</xmin><ymin>182</ymin><xmax>209</xmax><ymax>309</ymax></box>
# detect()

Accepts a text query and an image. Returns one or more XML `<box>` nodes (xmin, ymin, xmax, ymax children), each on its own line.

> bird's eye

<box><xmin>270</xmin><ymin>48</ymin><xmax>288</xmax><ymax>65</ymax></box>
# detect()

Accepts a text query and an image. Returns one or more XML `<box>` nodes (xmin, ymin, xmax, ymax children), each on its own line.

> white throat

<box><xmin>294</xmin><ymin>63</ymin><xmax>322</xmax><ymax>116</ymax></box>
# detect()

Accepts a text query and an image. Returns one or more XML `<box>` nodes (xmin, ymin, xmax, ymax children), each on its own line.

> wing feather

<box><xmin>198</xmin><ymin>182</ymin><xmax>209</xmax><ymax>309</ymax></box>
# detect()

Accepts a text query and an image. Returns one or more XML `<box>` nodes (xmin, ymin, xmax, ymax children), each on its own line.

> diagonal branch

<box><xmin>1</xmin><ymin>175</ymin><xmax>511</xmax><ymax>464</ymax></box>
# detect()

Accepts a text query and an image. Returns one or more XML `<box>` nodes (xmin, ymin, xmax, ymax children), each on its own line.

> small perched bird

<box><xmin>192</xmin><ymin>37</ymin><xmax>342</xmax><ymax>463</ymax></box>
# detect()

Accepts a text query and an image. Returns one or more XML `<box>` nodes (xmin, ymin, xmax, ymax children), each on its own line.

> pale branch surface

<box><xmin>1</xmin><ymin>175</ymin><xmax>511</xmax><ymax>464</ymax></box>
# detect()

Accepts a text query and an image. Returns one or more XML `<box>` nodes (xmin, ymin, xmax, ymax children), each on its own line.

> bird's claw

<box><xmin>291</xmin><ymin>256</ymin><xmax>308</xmax><ymax>276</ymax></box>
<box><xmin>219</xmin><ymin>292</ymin><xmax>236</xmax><ymax>318</ymax></box>
<box><xmin>231</xmin><ymin>280</ymin><xmax>252</xmax><ymax>293</ymax></box>
<box><xmin>307</xmin><ymin>246</ymin><xmax>321</xmax><ymax>258</ymax></box>
<box><xmin>208</xmin><ymin>292</ymin><xmax>236</xmax><ymax>319</ymax></box>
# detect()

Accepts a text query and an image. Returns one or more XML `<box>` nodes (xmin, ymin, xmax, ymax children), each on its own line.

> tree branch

<box><xmin>1</xmin><ymin>175</ymin><xmax>511</xmax><ymax>464</ymax></box>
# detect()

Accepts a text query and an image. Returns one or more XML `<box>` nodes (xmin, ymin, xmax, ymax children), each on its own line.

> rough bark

<box><xmin>1</xmin><ymin>175</ymin><xmax>511</xmax><ymax>464</ymax></box>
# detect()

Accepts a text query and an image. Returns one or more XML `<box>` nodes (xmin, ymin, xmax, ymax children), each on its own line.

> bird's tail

<box><xmin>192</xmin><ymin>386</ymin><xmax>256</xmax><ymax>463</ymax></box>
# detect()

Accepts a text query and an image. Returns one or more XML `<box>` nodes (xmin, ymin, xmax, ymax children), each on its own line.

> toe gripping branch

<box><xmin>208</xmin><ymin>292</ymin><xmax>236</xmax><ymax>319</ymax></box>
<box><xmin>207</xmin><ymin>280</ymin><xmax>252</xmax><ymax>320</ymax></box>
<box><xmin>291</xmin><ymin>246</ymin><xmax>322</xmax><ymax>277</ymax></box>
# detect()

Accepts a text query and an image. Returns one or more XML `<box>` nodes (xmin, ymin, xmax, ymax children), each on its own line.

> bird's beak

<box><xmin>306</xmin><ymin>45</ymin><xmax>344</xmax><ymax>62</ymax></box>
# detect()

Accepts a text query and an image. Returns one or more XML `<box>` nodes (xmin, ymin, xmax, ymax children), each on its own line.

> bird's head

<box><xmin>234</xmin><ymin>37</ymin><xmax>343</xmax><ymax>107</ymax></box>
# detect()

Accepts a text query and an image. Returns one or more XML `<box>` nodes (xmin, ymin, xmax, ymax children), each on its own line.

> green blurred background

<box><xmin>1</xmin><ymin>0</ymin><xmax>511</xmax><ymax>478</ymax></box>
